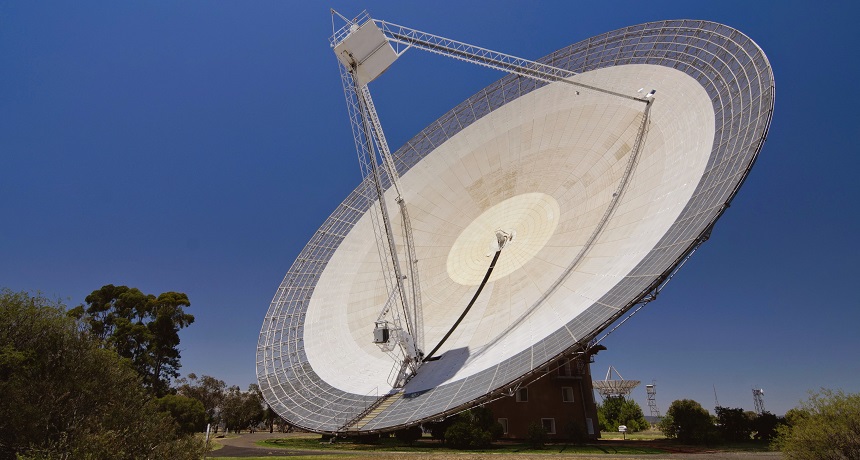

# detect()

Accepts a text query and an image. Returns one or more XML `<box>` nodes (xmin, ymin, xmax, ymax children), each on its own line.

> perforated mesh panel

<box><xmin>257</xmin><ymin>19</ymin><xmax>774</xmax><ymax>433</ymax></box>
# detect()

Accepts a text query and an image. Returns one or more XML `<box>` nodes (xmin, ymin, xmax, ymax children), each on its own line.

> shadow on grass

<box><xmin>258</xmin><ymin>436</ymin><xmax>667</xmax><ymax>455</ymax></box>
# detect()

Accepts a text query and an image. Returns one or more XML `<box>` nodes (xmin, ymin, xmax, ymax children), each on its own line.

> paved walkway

<box><xmin>209</xmin><ymin>432</ymin><xmax>343</xmax><ymax>457</ymax></box>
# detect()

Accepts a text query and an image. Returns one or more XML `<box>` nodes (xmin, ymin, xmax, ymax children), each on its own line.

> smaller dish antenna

<box><xmin>593</xmin><ymin>365</ymin><xmax>640</xmax><ymax>399</ymax></box>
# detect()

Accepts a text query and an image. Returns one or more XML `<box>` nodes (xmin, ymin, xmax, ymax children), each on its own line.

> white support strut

<box><xmin>332</xmin><ymin>12</ymin><xmax>645</xmax><ymax>103</ymax></box>
<box><xmin>360</xmin><ymin>85</ymin><xmax>424</xmax><ymax>354</ymax></box>
<box><xmin>375</xmin><ymin>19</ymin><xmax>646</xmax><ymax>103</ymax></box>
<box><xmin>333</xmin><ymin>13</ymin><xmax>422</xmax><ymax>387</ymax></box>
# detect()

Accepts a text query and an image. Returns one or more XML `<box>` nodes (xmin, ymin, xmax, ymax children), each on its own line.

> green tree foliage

<box><xmin>263</xmin><ymin>405</ymin><xmax>285</xmax><ymax>433</ymax></box>
<box><xmin>69</xmin><ymin>284</ymin><xmax>194</xmax><ymax>395</ymax></box>
<box><xmin>773</xmin><ymin>389</ymin><xmax>860</xmax><ymax>459</ymax></box>
<box><xmin>155</xmin><ymin>394</ymin><xmax>207</xmax><ymax>434</ymax></box>
<box><xmin>394</xmin><ymin>425</ymin><xmax>423</xmax><ymax>445</ymax></box>
<box><xmin>715</xmin><ymin>406</ymin><xmax>752</xmax><ymax>442</ymax></box>
<box><xmin>445</xmin><ymin>422</ymin><xmax>491</xmax><ymax>450</ymax></box>
<box><xmin>0</xmin><ymin>289</ymin><xmax>205</xmax><ymax>459</ymax></box>
<box><xmin>598</xmin><ymin>396</ymin><xmax>649</xmax><ymax>432</ymax></box>
<box><xmin>563</xmin><ymin>420</ymin><xmax>589</xmax><ymax>445</ymax></box>
<box><xmin>783</xmin><ymin>407</ymin><xmax>808</xmax><ymax>426</ymax></box>
<box><xmin>658</xmin><ymin>399</ymin><xmax>714</xmax><ymax>444</ymax></box>
<box><xmin>176</xmin><ymin>373</ymin><xmax>227</xmax><ymax>430</ymax></box>
<box><xmin>443</xmin><ymin>406</ymin><xmax>503</xmax><ymax>449</ymax></box>
<box><xmin>526</xmin><ymin>421</ymin><xmax>548</xmax><ymax>449</ymax></box>
<box><xmin>424</xmin><ymin>416</ymin><xmax>455</xmax><ymax>442</ymax></box>
<box><xmin>220</xmin><ymin>384</ymin><xmax>265</xmax><ymax>432</ymax></box>
<box><xmin>751</xmin><ymin>411</ymin><xmax>782</xmax><ymax>441</ymax></box>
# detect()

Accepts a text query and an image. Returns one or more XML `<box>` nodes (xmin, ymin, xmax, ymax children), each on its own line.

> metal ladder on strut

<box><xmin>338</xmin><ymin>390</ymin><xmax>404</xmax><ymax>433</ymax></box>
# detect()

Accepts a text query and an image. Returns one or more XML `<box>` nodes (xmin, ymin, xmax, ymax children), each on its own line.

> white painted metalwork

<box><xmin>333</xmin><ymin>16</ymin><xmax>398</xmax><ymax>87</ymax></box>
<box><xmin>330</xmin><ymin>11</ymin><xmax>655</xmax><ymax>385</ymax></box>
<box><xmin>341</xmin><ymin>60</ymin><xmax>421</xmax><ymax>387</ymax></box>
<box><xmin>331</xmin><ymin>11</ymin><xmax>645</xmax><ymax>103</ymax></box>
<box><xmin>257</xmin><ymin>14</ymin><xmax>775</xmax><ymax>434</ymax></box>
<box><xmin>593</xmin><ymin>366</ymin><xmax>641</xmax><ymax>399</ymax></box>
<box><xmin>753</xmin><ymin>388</ymin><xmax>766</xmax><ymax>414</ymax></box>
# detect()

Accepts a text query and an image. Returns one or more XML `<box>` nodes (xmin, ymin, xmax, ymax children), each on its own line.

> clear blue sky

<box><xmin>2</xmin><ymin>1</ymin><xmax>858</xmax><ymax>417</ymax></box>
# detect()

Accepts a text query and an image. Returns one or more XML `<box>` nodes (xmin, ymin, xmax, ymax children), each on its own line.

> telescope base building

<box><xmin>485</xmin><ymin>352</ymin><xmax>600</xmax><ymax>440</ymax></box>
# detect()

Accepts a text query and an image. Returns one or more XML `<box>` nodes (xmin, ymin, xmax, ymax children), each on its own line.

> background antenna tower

<box><xmin>713</xmin><ymin>384</ymin><xmax>721</xmax><ymax>409</ymax></box>
<box><xmin>645</xmin><ymin>381</ymin><xmax>660</xmax><ymax>417</ymax></box>
<box><xmin>753</xmin><ymin>388</ymin><xmax>766</xmax><ymax>414</ymax></box>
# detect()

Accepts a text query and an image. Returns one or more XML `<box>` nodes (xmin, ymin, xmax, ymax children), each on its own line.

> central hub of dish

<box><xmin>494</xmin><ymin>228</ymin><xmax>515</xmax><ymax>251</ymax></box>
<box><xmin>446</xmin><ymin>192</ymin><xmax>561</xmax><ymax>286</ymax></box>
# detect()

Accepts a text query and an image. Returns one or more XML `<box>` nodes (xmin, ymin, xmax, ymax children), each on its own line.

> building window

<box><xmin>498</xmin><ymin>418</ymin><xmax>508</xmax><ymax>435</ymax></box>
<box><xmin>516</xmin><ymin>387</ymin><xmax>528</xmax><ymax>402</ymax></box>
<box><xmin>558</xmin><ymin>358</ymin><xmax>572</xmax><ymax>376</ymax></box>
<box><xmin>562</xmin><ymin>386</ymin><xmax>574</xmax><ymax>402</ymax></box>
<box><xmin>541</xmin><ymin>418</ymin><xmax>556</xmax><ymax>434</ymax></box>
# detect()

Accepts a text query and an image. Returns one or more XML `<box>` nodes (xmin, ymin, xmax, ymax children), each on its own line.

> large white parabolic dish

<box><xmin>257</xmin><ymin>19</ymin><xmax>774</xmax><ymax>433</ymax></box>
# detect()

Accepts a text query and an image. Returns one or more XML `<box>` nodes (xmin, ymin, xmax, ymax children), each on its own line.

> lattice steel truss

<box><xmin>340</xmin><ymin>65</ymin><xmax>421</xmax><ymax>388</ymax></box>
<box><xmin>753</xmin><ymin>388</ymin><xmax>766</xmax><ymax>414</ymax></box>
<box><xmin>331</xmin><ymin>10</ymin><xmax>655</xmax><ymax>389</ymax></box>
<box><xmin>646</xmin><ymin>382</ymin><xmax>661</xmax><ymax>418</ymax></box>
<box><xmin>257</xmin><ymin>16</ymin><xmax>775</xmax><ymax>433</ymax></box>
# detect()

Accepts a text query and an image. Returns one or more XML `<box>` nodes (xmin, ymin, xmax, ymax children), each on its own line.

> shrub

<box><xmin>773</xmin><ymin>389</ymin><xmax>860</xmax><ymax>459</ymax></box>
<box><xmin>598</xmin><ymin>396</ymin><xmax>649</xmax><ymax>432</ymax></box>
<box><xmin>527</xmin><ymin>421</ymin><xmax>548</xmax><ymax>449</ymax></box>
<box><xmin>424</xmin><ymin>416</ymin><xmax>455</xmax><ymax>443</ymax></box>
<box><xmin>394</xmin><ymin>425</ymin><xmax>423</xmax><ymax>445</ymax></box>
<box><xmin>715</xmin><ymin>406</ymin><xmax>752</xmax><ymax>442</ymax></box>
<box><xmin>564</xmin><ymin>420</ymin><xmax>589</xmax><ymax>445</ymax></box>
<box><xmin>658</xmin><ymin>399</ymin><xmax>715</xmax><ymax>444</ymax></box>
<box><xmin>751</xmin><ymin>411</ymin><xmax>783</xmax><ymax>441</ymax></box>
<box><xmin>445</xmin><ymin>421</ymin><xmax>492</xmax><ymax>449</ymax></box>
<box><xmin>156</xmin><ymin>393</ymin><xmax>207</xmax><ymax>434</ymax></box>
<box><xmin>443</xmin><ymin>407</ymin><xmax>502</xmax><ymax>449</ymax></box>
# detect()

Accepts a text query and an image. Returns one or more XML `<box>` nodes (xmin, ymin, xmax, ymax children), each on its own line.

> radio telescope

<box><xmin>593</xmin><ymin>366</ymin><xmax>640</xmax><ymax>399</ymax></box>
<box><xmin>257</xmin><ymin>12</ymin><xmax>774</xmax><ymax>434</ymax></box>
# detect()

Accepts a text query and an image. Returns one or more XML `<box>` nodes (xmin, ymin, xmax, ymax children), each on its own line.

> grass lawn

<box><xmin>206</xmin><ymin>431</ymin><xmax>774</xmax><ymax>459</ymax></box>
<box><xmin>598</xmin><ymin>428</ymin><xmax>666</xmax><ymax>441</ymax></box>
<box><xmin>255</xmin><ymin>435</ymin><xmax>666</xmax><ymax>455</ymax></box>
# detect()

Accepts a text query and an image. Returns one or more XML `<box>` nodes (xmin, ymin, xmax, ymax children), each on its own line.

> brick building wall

<box><xmin>485</xmin><ymin>353</ymin><xmax>600</xmax><ymax>440</ymax></box>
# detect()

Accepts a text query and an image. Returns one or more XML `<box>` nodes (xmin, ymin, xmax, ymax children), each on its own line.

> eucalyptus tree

<box><xmin>69</xmin><ymin>284</ymin><xmax>194</xmax><ymax>395</ymax></box>
<box><xmin>0</xmin><ymin>288</ymin><xmax>204</xmax><ymax>459</ymax></box>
